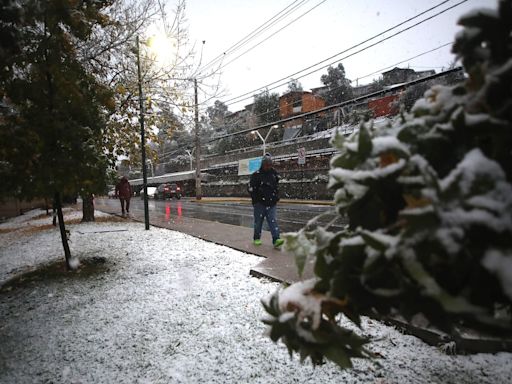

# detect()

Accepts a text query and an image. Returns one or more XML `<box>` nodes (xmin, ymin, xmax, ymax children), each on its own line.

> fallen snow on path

<box><xmin>0</xmin><ymin>210</ymin><xmax>511</xmax><ymax>383</ymax></box>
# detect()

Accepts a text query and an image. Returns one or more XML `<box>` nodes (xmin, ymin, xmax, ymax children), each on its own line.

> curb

<box><xmin>188</xmin><ymin>197</ymin><xmax>334</xmax><ymax>206</ymax></box>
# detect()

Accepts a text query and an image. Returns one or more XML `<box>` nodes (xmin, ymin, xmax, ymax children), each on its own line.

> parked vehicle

<box><xmin>108</xmin><ymin>189</ymin><xmax>116</xmax><ymax>198</ymax></box>
<box><xmin>154</xmin><ymin>183</ymin><xmax>182</xmax><ymax>199</ymax></box>
<box><xmin>140</xmin><ymin>186</ymin><xmax>157</xmax><ymax>199</ymax></box>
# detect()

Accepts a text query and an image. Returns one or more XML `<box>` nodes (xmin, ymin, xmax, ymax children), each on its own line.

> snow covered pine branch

<box><xmin>262</xmin><ymin>0</ymin><xmax>512</xmax><ymax>368</ymax></box>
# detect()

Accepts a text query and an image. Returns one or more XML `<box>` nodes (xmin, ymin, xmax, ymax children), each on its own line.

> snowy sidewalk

<box><xmin>0</xmin><ymin>209</ymin><xmax>511</xmax><ymax>383</ymax></box>
<box><xmin>94</xmin><ymin>201</ymin><xmax>315</xmax><ymax>284</ymax></box>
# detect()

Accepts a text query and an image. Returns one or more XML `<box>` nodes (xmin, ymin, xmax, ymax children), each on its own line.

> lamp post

<box><xmin>146</xmin><ymin>159</ymin><xmax>154</xmax><ymax>177</ymax></box>
<box><xmin>136</xmin><ymin>35</ymin><xmax>150</xmax><ymax>230</ymax></box>
<box><xmin>252</xmin><ymin>124</ymin><xmax>278</xmax><ymax>156</ymax></box>
<box><xmin>194</xmin><ymin>78</ymin><xmax>202</xmax><ymax>200</ymax></box>
<box><xmin>185</xmin><ymin>149</ymin><xmax>194</xmax><ymax>171</ymax></box>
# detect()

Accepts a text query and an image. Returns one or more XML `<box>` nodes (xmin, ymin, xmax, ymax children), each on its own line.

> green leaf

<box><xmin>360</xmin><ymin>230</ymin><xmax>398</xmax><ymax>252</ymax></box>
<box><xmin>330</xmin><ymin>127</ymin><xmax>345</xmax><ymax>149</ymax></box>
<box><xmin>358</xmin><ymin>123</ymin><xmax>373</xmax><ymax>159</ymax></box>
<box><xmin>401</xmin><ymin>253</ymin><xmax>486</xmax><ymax>315</ymax></box>
<box><xmin>284</xmin><ymin>230</ymin><xmax>315</xmax><ymax>276</ymax></box>
<box><xmin>331</xmin><ymin>152</ymin><xmax>361</xmax><ymax>170</ymax></box>
<box><xmin>323</xmin><ymin>346</ymin><xmax>352</xmax><ymax>368</ymax></box>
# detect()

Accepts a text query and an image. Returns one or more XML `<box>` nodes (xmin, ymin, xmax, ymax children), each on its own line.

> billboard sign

<box><xmin>238</xmin><ymin>157</ymin><xmax>262</xmax><ymax>176</ymax></box>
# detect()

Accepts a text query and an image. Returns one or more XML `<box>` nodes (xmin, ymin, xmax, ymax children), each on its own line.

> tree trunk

<box><xmin>82</xmin><ymin>193</ymin><xmax>95</xmax><ymax>222</ymax></box>
<box><xmin>55</xmin><ymin>192</ymin><xmax>72</xmax><ymax>270</ymax></box>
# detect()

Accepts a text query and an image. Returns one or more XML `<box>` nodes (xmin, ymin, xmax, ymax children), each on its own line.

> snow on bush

<box><xmin>262</xmin><ymin>0</ymin><xmax>512</xmax><ymax>368</ymax></box>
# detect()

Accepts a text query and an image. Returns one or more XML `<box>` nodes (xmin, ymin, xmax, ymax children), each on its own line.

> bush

<box><xmin>262</xmin><ymin>0</ymin><xmax>512</xmax><ymax>368</ymax></box>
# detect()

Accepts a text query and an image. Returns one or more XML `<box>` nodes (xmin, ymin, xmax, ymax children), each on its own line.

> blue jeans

<box><xmin>253</xmin><ymin>203</ymin><xmax>280</xmax><ymax>243</ymax></box>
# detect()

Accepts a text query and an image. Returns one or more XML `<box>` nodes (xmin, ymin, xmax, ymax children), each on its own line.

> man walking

<box><xmin>115</xmin><ymin>176</ymin><xmax>132</xmax><ymax>217</ymax></box>
<box><xmin>248</xmin><ymin>154</ymin><xmax>284</xmax><ymax>248</ymax></box>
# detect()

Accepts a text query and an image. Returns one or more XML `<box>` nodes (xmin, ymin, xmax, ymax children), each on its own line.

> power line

<box><xmin>214</xmin><ymin>41</ymin><xmax>454</xmax><ymax>128</ymax></box>
<box><xmin>149</xmin><ymin>42</ymin><xmax>456</xmax><ymax>161</ymax></box>
<box><xmin>198</xmin><ymin>0</ymin><xmax>309</xmax><ymax>74</ymax></box>
<box><xmin>216</xmin><ymin>0</ymin><xmax>328</xmax><ymax>72</ymax></box>
<box><xmin>157</xmin><ymin>66</ymin><xmax>463</xmax><ymax>159</ymax></box>
<box><xmin>221</xmin><ymin>0</ymin><xmax>462</xmax><ymax>106</ymax></box>
<box><xmin>208</xmin><ymin>67</ymin><xmax>464</xmax><ymax>142</ymax></box>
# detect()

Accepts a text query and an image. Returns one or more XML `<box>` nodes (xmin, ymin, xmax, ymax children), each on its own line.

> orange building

<box><xmin>279</xmin><ymin>91</ymin><xmax>326</xmax><ymax>130</ymax></box>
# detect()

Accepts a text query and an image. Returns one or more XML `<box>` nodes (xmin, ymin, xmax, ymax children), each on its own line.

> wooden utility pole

<box><xmin>194</xmin><ymin>78</ymin><xmax>202</xmax><ymax>200</ymax></box>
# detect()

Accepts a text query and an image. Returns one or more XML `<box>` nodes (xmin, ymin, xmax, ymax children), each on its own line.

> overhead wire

<box><xmin>153</xmin><ymin>39</ymin><xmax>455</xmax><ymax>154</ymax></box>
<box><xmin>157</xmin><ymin>66</ymin><xmax>463</xmax><ymax>160</ymax></box>
<box><xmin>154</xmin><ymin>1</ymin><xmax>467</xmax><ymax>158</ymax></box>
<box><xmin>207</xmin><ymin>67</ymin><xmax>464</xmax><ymax>143</ymax></box>
<box><xmin>215</xmin><ymin>0</ymin><xmax>328</xmax><ymax>72</ymax></box>
<box><xmin>232</xmin><ymin>41</ymin><xmax>455</xmax><ymax>126</ymax></box>
<box><xmin>197</xmin><ymin>0</ymin><xmax>309</xmax><ymax>74</ymax></box>
<box><xmin>220</xmin><ymin>0</ymin><xmax>463</xmax><ymax>106</ymax></box>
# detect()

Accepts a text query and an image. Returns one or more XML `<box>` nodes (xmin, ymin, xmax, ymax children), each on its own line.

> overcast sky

<box><xmin>181</xmin><ymin>0</ymin><xmax>493</xmax><ymax>112</ymax></box>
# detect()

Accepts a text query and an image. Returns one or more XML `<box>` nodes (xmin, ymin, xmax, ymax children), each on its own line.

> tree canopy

<box><xmin>320</xmin><ymin>63</ymin><xmax>353</xmax><ymax>105</ymax></box>
<box><xmin>253</xmin><ymin>89</ymin><xmax>280</xmax><ymax>125</ymax></box>
<box><xmin>0</xmin><ymin>0</ymin><xmax>114</xmax><ymax>201</ymax></box>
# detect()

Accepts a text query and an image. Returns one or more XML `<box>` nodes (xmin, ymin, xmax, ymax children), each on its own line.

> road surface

<box><xmin>95</xmin><ymin>197</ymin><xmax>346</xmax><ymax>233</ymax></box>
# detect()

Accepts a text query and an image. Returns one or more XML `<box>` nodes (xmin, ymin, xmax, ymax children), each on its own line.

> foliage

<box><xmin>206</xmin><ymin>100</ymin><xmax>230</xmax><ymax>130</ymax></box>
<box><xmin>286</xmin><ymin>78</ymin><xmax>303</xmax><ymax>93</ymax></box>
<box><xmin>253</xmin><ymin>89</ymin><xmax>280</xmax><ymax>125</ymax></box>
<box><xmin>83</xmin><ymin>0</ymin><xmax>195</xmax><ymax>174</ymax></box>
<box><xmin>320</xmin><ymin>63</ymin><xmax>353</xmax><ymax>105</ymax></box>
<box><xmin>263</xmin><ymin>0</ymin><xmax>512</xmax><ymax>368</ymax></box>
<box><xmin>0</xmin><ymin>0</ymin><xmax>114</xmax><ymax>201</ymax></box>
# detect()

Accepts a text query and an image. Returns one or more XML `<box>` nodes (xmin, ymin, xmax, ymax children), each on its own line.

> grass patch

<box><xmin>0</xmin><ymin>227</ymin><xmax>21</xmax><ymax>234</ymax></box>
<box><xmin>65</xmin><ymin>215</ymin><xmax>129</xmax><ymax>225</ymax></box>
<box><xmin>1</xmin><ymin>215</ymin><xmax>131</xmax><ymax>236</ymax></box>
<box><xmin>0</xmin><ymin>256</ymin><xmax>111</xmax><ymax>293</ymax></box>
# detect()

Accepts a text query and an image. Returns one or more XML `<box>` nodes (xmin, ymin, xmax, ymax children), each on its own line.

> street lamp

<box><xmin>252</xmin><ymin>124</ymin><xmax>278</xmax><ymax>156</ymax></box>
<box><xmin>146</xmin><ymin>159</ymin><xmax>154</xmax><ymax>177</ymax></box>
<box><xmin>185</xmin><ymin>149</ymin><xmax>194</xmax><ymax>171</ymax></box>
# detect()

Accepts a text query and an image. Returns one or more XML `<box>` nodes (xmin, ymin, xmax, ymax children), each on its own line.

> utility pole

<box><xmin>136</xmin><ymin>35</ymin><xmax>150</xmax><ymax>230</ymax></box>
<box><xmin>194</xmin><ymin>78</ymin><xmax>202</xmax><ymax>200</ymax></box>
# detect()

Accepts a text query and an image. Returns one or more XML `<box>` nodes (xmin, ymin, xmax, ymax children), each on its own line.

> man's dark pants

<box><xmin>253</xmin><ymin>203</ymin><xmax>280</xmax><ymax>243</ymax></box>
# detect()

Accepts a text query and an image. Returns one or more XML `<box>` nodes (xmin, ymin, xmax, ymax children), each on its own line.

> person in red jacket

<box><xmin>115</xmin><ymin>176</ymin><xmax>132</xmax><ymax>217</ymax></box>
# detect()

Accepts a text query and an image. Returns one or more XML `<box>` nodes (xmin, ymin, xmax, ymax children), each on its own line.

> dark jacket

<box><xmin>248</xmin><ymin>168</ymin><xmax>280</xmax><ymax>206</ymax></box>
<box><xmin>115</xmin><ymin>178</ymin><xmax>132</xmax><ymax>199</ymax></box>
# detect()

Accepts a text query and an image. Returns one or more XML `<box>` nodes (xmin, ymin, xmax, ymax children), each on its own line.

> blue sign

<box><xmin>248</xmin><ymin>157</ymin><xmax>262</xmax><ymax>174</ymax></box>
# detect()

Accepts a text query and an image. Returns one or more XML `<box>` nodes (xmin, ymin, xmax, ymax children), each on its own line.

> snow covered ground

<box><xmin>0</xmin><ymin>209</ymin><xmax>511</xmax><ymax>383</ymax></box>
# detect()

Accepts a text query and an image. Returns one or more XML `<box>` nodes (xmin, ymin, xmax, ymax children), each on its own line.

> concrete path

<box><xmin>95</xmin><ymin>203</ymin><xmax>314</xmax><ymax>284</ymax></box>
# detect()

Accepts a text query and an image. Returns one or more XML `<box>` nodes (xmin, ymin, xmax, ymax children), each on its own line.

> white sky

<box><xmin>181</xmin><ymin>0</ymin><xmax>493</xmax><ymax>112</ymax></box>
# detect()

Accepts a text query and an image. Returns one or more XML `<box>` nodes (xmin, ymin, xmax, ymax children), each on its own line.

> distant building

<box><xmin>382</xmin><ymin>67</ymin><xmax>436</xmax><ymax>85</ymax></box>
<box><xmin>352</xmin><ymin>83</ymin><xmax>375</xmax><ymax>98</ymax></box>
<box><xmin>310</xmin><ymin>85</ymin><xmax>329</xmax><ymax>98</ymax></box>
<box><xmin>279</xmin><ymin>91</ymin><xmax>326</xmax><ymax>138</ymax></box>
<box><xmin>413</xmin><ymin>69</ymin><xmax>436</xmax><ymax>79</ymax></box>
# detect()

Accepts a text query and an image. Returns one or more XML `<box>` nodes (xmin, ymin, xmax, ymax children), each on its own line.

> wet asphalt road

<box><xmin>95</xmin><ymin>197</ymin><xmax>346</xmax><ymax>233</ymax></box>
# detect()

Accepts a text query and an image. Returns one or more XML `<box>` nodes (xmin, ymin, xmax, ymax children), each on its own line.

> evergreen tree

<box><xmin>286</xmin><ymin>78</ymin><xmax>303</xmax><ymax>93</ymax></box>
<box><xmin>0</xmin><ymin>0</ymin><xmax>114</xmax><ymax>268</ymax></box>
<box><xmin>253</xmin><ymin>89</ymin><xmax>280</xmax><ymax>125</ymax></box>
<box><xmin>263</xmin><ymin>0</ymin><xmax>512</xmax><ymax>368</ymax></box>
<box><xmin>206</xmin><ymin>100</ymin><xmax>229</xmax><ymax>131</ymax></box>
<box><xmin>320</xmin><ymin>63</ymin><xmax>353</xmax><ymax>105</ymax></box>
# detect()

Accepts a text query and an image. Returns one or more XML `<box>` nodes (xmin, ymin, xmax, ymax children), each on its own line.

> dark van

<box><xmin>155</xmin><ymin>183</ymin><xmax>182</xmax><ymax>200</ymax></box>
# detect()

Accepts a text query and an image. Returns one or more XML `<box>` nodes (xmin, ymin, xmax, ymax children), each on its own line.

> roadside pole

<box><xmin>298</xmin><ymin>147</ymin><xmax>306</xmax><ymax>200</ymax></box>
<box><xmin>136</xmin><ymin>35</ymin><xmax>150</xmax><ymax>229</ymax></box>
<box><xmin>194</xmin><ymin>78</ymin><xmax>202</xmax><ymax>200</ymax></box>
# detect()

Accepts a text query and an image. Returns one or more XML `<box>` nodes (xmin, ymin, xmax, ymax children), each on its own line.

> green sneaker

<box><xmin>253</xmin><ymin>239</ymin><xmax>262</xmax><ymax>246</ymax></box>
<box><xmin>273</xmin><ymin>239</ymin><xmax>284</xmax><ymax>248</ymax></box>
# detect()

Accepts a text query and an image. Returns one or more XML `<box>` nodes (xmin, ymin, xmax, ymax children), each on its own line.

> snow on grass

<box><xmin>0</xmin><ymin>211</ymin><xmax>511</xmax><ymax>383</ymax></box>
<box><xmin>0</xmin><ymin>208</ymin><xmax>116</xmax><ymax>283</ymax></box>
